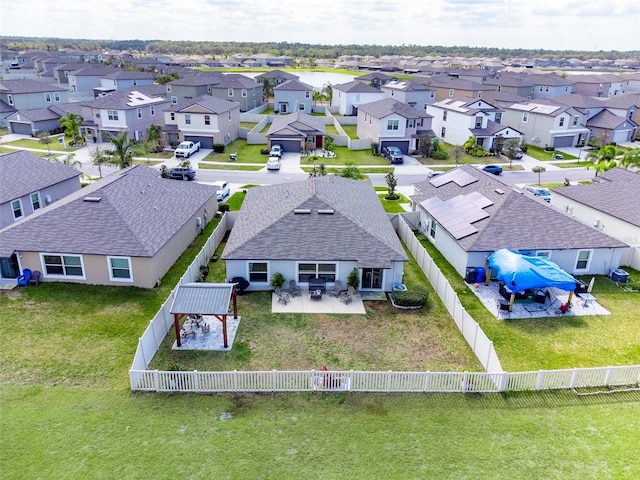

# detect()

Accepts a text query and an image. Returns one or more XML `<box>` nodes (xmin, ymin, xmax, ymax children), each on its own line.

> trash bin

<box><xmin>475</xmin><ymin>267</ymin><xmax>486</xmax><ymax>284</ymax></box>
<box><xmin>465</xmin><ymin>267</ymin><xmax>477</xmax><ymax>284</ymax></box>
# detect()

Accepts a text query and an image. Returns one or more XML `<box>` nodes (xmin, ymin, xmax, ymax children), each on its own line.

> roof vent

<box><xmin>317</xmin><ymin>209</ymin><xmax>334</xmax><ymax>214</ymax></box>
<box><xmin>294</xmin><ymin>208</ymin><xmax>311</xmax><ymax>214</ymax></box>
<box><xmin>494</xmin><ymin>188</ymin><xmax>505</xmax><ymax>195</ymax></box>
<box><xmin>83</xmin><ymin>196</ymin><xmax>102</xmax><ymax>202</ymax></box>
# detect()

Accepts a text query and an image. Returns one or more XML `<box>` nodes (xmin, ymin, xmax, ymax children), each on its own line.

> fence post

<box><xmin>194</xmin><ymin>370</ymin><xmax>199</xmax><ymax>393</ymax></box>
<box><xmin>424</xmin><ymin>371</ymin><xmax>431</xmax><ymax>392</ymax></box>
<box><xmin>472</xmin><ymin>322</ymin><xmax>478</xmax><ymax>352</ymax></box>
<box><xmin>486</xmin><ymin>341</ymin><xmax>493</xmax><ymax>370</ymax></box>
<box><xmin>570</xmin><ymin>368</ymin><xmax>579</xmax><ymax>389</ymax></box>
<box><xmin>500</xmin><ymin>372</ymin><xmax>509</xmax><ymax>392</ymax></box>
<box><xmin>234</xmin><ymin>370</ymin><xmax>238</xmax><ymax>392</ymax></box>
<box><xmin>604</xmin><ymin>366</ymin><xmax>612</xmax><ymax>387</ymax></box>
<box><xmin>536</xmin><ymin>370</ymin><xmax>544</xmax><ymax>391</ymax></box>
<box><xmin>387</xmin><ymin>370</ymin><xmax>393</xmax><ymax>392</ymax></box>
<box><xmin>272</xmin><ymin>369</ymin><xmax>277</xmax><ymax>392</ymax></box>
<box><xmin>154</xmin><ymin>370</ymin><xmax>160</xmax><ymax>392</ymax></box>
<box><xmin>462</xmin><ymin>371</ymin><xmax>469</xmax><ymax>392</ymax></box>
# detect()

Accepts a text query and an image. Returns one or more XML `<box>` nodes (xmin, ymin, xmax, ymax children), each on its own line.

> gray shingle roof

<box><xmin>357</xmin><ymin>98</ymin><xmax>429</xmax><ymax>120</ymax></box>
<box><xmin>7</xmin><ymin>106</ymin><xmax>61</xmax><ymax>122</ymax></box>
<box><xmin>0</xmin><ymin>79</ymin><xmax>67</xmax><ymax>94</ymax></box>
<box><xmin>550</xmin><ymin>168</ymin><xmax>640</xmax><ymax>227</ymax></box>
<box><xmin>552</xmin><ymin>93</ymin><xmax>608</xmax><ymax>110</ymax></box>
<box><xmin>102</xmin><ymin>70</ymin><xmax>154</xmax><ymax>80</ymax></box>
<box><xmin>0</xmin><ymin>165</ymin><xmax>217</xmax><ymax>258</ymax></box>
<box><xmin>222</xmin><ymin>176</ymin><xmax>408</xmax><ymax>268</ymax></box>
<box><xmin>165</xmin><ymin>95</ymin><xmax>240</xmax><ymax>114</ymax></box>
<box><xmin>334</xmin><ymin>81</ymin><xmax>380</xmax><ymax>93</ymax></box>
<box><xmin>587</xmin><ymin>110</ymin><xmax>637</xmax><ymax>129</ymax></box>
<box><xmin>267</xmin><ymin>112</ymin><xmax>326</xmax><ymax>137</ymax></box>
<box><xmin>0</xmin><ymin>151</ymin><xmax>80</xmax><ymax>204</ymax></box>
<box><xmin>413</xmin><ymin>165</ymin><xmax>626</xmax><ymax>252</ymax></box>
<box><xmin>274</xmin><ymin>79</ymin><xmax>314</xmax><ymax>91</ymax></box>
<box><xmin>81</xmin><ymin>88</ymin><xmax>167</xmax><ymax>110</ymax></box>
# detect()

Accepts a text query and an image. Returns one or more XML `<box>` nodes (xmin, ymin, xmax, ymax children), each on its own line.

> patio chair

<box><xmin>276</xmin><ymin>288</ymin><xmax>290</xmax><ymax>305</ymax></box>
<box><xmin>340</xmin><ymin>286</ymin><xmax>356</xmax><ymax>304</ymax></box>
<box><xmin>288</xmin><ymin>279</ymin><xmax>302</xmax><ymax>297</ymax></box>
<box><xmin>328</xmin><ymin>280</ymin><xmax>343</xmax><ymax>297</ymax></box>
<box><xmin>28</xmin><ymin>270</ymin><xmax>41</xmax><ymax>286</ymax></box>
<box><xmin>17</xmin><ymin>269</ymin><xmax>31</xmax><ymax>287</ymax></box>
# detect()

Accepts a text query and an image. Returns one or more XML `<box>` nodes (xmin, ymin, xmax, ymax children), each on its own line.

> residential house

<box><xmin>332</xmin><ymin>81</ymin><xmax>383</xmax><ymax>116</ymax></box>
<box><xmin>273</xmin><ymin>79</ymin><xmax>314</xmax><ymax>114</ymax></box>
<box><xmin>572</xmin><ymin>74</ymin><xmax>629</xmax><ymax>97</ymax></box>
<box><xmin>526</xmin><ymin>73</ymin><xmax>576</xmax><ymax>99</ymax></box>
<box><xmin>446</xmin><ymin>68</ymin><xmax>494</xmax><ymax>83</ymax></box>
<box><xmin>163</xmin><ymin>95</ymin><xmax>240</xmax><ymax>148</ymax></box>
<box><xmin>265</xmin><ymin>111</ymin><xmax>326</xmax><ymax>153</ymax></box>
<box><xmin>208</xmin><ymin>74</ymin><xmax>263</xmax><ymax>112</ymax></box>
<box><xmin>67</xmin><ymin>66</ymin><xmax>118</xmax><ymax>95</ymax></box>
<box><xmin>354</xmin><ymin>72</ymin><xmax>396</xmax><ymax>88</ymax></box>
<box><xmin>77</xmin><ymin>86</ymin><xmax>171</xmax><ymax>142</ymax></box>
<box><xmin>357</xmin><ymin>98</ymin><xmax>434</xmax><ymax>154</ymax></box>
<box><xmin>411</xmin><ymin>165</ymin><xmax>627</xmax><ymax>279</ymax></box>
<box><xmin>427</xmin><ymin>77</ymin><xmax>496</xmax><ymax>102</ymax></box>
<box><xmin>0</xmin><ymin>165</ymin><xmax>218</xmax><ymax>288</ymax></box>
<box><xmin>0</xmin><ymin>79</ymin><xmax>68</xmax><ymax>127</ymax></box>
<box><xmin>255</xmin><ymin>70</ymin><xmax>299</xmax><ymax>87</ymax></box>
<box><xmin>222</xmin><ymin>176</ymin><xmax>408</xmax><ymax>292</ymax></box>
<box><xmin>96</xmin><ymin>70</ymin><xmax>155</xmax><ymax>97</ymax></box>
<box><xmin>381</xmin><ymin>80</ymin><xmax>435</xmax><ymax>111</ymax></box>
<box><xmin>596</xmin><ymin>93</ymin><xmax>640</xmax><ymax>130</ymax></box>
<box><xmin>52</xmin><ymin>63</ymin><xmax>88</xmax><ymax>86</ymax></box>
<box><xmin>247</xmin><ymin>54</ymin><xmax>294</xmax><ymax>67</ymax></box>
<box><xmin>0</xmin><ymin>150</ymin><xmax>81</xmax><ymax>230</ymax></box>
<box><xmin>500</xmin><ymin>99</ymin><xmax>591</xmax><ymax>148</ymax></box>
<box><xmin>550</xmin><ymin>168</ymin><xmax>640</xmax><ymax>258</ymax></box>
<box><xmin>165</xmin><ymin>73</ymin><xmax>222</xmax><ymax>102</ymax></box>
<box><xmin>427</xmin><ymin>97</ymin><xmax>523</xmax><ymax>150</ymax></box>
<box><xmin>6</xmin><ymin>105</ymin><xmax>67</xmax><ymax>136</ymax></box>
<box><xmin>483</xmin><ymin>73</ymin><xmax>538</xmax><ymax>99</ymax></box>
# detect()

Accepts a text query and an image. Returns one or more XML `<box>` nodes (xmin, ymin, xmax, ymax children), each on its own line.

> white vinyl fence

<box><xmin>130</xmin><ymin>365</ymin><xmax>640</xmax><ymax>394</ymax></box>
<box><xmin>397</xmin><ymin>217</ymin><xmax>503</xmax><ymax>373</ymax></box>
<box><xmin>130</xmin><ymin>215</ymin><xmax>230</xmax><ymax>371</ymax></box>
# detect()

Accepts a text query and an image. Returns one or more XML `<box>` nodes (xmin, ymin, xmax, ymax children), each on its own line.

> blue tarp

<box><xmin>487</xmin><ymin>249</ymin><xmax>577</xmax><ymax>294</ymax></box>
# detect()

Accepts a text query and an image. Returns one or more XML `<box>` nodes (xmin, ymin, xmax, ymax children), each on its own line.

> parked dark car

<box><xmin>482</xmin><ymin>165</ymin><xmax>503</xmax><ymax>175</ymax></box>
<box><xmin>167</xmin><ymin>166</ymin><xmax>196</xmax><ymax>180</ymax></box>
<box><xmin>384</xmin><ymin>146</ymin><xmax>405</xmax><ymax>164</ymax></box>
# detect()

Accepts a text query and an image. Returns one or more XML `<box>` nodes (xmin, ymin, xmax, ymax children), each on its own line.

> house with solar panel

<box><xmin>411</xmin><ymin>165</ymin><xmax>628</xmax><ymax>278</ymax></box>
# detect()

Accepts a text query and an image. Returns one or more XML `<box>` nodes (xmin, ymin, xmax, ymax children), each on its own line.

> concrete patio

<box><xmin>271</xmin><ymin>289</ymin><xmax>367</xmax><ymax>314</ymax></box>
<box><xmin>171</xmin><ymin>315</ymin><xmax>241</xmax><ymax>351</ymax></box>
<box><xmin>470</xmin><ymin>281</ymin><xmax>610</xmax><ymax>319</ymax></box>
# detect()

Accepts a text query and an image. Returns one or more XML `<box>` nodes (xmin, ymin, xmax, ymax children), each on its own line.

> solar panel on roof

<box><xmin>466</xmin><ymin>191</ymin><xmax>494</xmax><ymax>208</ymax></box>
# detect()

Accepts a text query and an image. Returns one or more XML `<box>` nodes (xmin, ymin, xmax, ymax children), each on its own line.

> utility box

<box><xmin>609</xmin><ymin>269</ymin><xmax>629</xmax><ymax>283</ymax></box>
<box><xmin>465</xmin><ymin>267</ymin><xmax>477</xmax><ymax>284</ymax></box>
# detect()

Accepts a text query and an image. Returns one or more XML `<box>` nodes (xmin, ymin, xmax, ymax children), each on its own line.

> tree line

<box><xmin>2</xmin><ymin>36</ymin><xmax>637</xmax><ymax>61</ymax></box>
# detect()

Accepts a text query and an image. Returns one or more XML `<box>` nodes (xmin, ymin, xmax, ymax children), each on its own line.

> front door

<box><xmin>361</xmin><ymin>268</ymin><xmax>383</xmax><ymax>289</ymax></box>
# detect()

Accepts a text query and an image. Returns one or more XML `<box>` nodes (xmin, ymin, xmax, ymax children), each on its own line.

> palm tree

<box><xmin>532</xmin><ymin>165</ymin><xmax>545</xmax><ymax>185</ymax></box>
<box><xmin>58</xmin><ymin>112</ymin><xmax>83</xmax><ymax>145</ymax></box>
<box><xmin>89</xmin><ymin>146</ymin><xmax>109</xmax><ymax>178</ymax></box>
<box><xmin>620</xmin><ymin>147</ymin><xmax>640</xmax><ymax>170</ymax></box>
<box><xmin>322</xmin><ymin>82</ymin><xmax>333</xmax><ymax>104</ymax></box>
<box><xmin>147</xmin><ymin>123</ymin><xmax>162</xmax><ymax>149</ymax></box>
<box><xmin>55</xmin><ymin>153</ymin><xmax>82</xmax><ymax>170</ymax></box>
<box><xmin>260</xmin><ymin>77</ymin><xmax>274</xmax><ymax>103</ymax></box>
<box><xmin>109</xmin><ymin>132</ymin><xmax>133</xmax><ymax>169</ymax></box>
<box><xmin>586</xmin><ymin>145</ymin><xmax>617</xmax><ymax>176</ymax></box>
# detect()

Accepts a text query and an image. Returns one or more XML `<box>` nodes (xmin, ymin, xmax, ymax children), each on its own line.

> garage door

<box><xmin>380</xmin><ymin>140</ymin><xmax>410</xmax><ymax>154</ymax></box>
<box><xmin>9</xmin><ymin>122</ymin><xmax>32</xmax><ymax>136</ymax></box>
<box><xmin>612</xmin><ymin>130</ymin><xmax>631</xmax><ymax>144</ymax></box>
<box><xmin>185</xmin><ymin>135</ymin><xmax>214</xmax><ymax>150</ymax></box>
<box><xmin>272</xmin><ymin>139</ymin><xmax>301</xmax><ymax>153</ymax></box>
<box><xmin>552</xmin><ymin>136</ymin><xmax>574</xmax><ymax>148</ymax></box>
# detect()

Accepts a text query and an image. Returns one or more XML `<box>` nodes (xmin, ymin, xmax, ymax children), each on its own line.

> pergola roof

<box><xmin>170</xmin><ymin>283</ymin><xmax>234</xmax><ymax>315</ymax></box>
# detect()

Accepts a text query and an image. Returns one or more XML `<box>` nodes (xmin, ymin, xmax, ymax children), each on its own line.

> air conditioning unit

<box><xmin>593</xmin><ymin>218</ymin><xmax>600</xmax><ymax>227</ymax></box>
<box><xmin>45</xmin><ymin>195</ymin><xmax>52</xmax><ymax>203</ymax></box>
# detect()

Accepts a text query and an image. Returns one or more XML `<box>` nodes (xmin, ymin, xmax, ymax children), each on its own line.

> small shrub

<box><xmin>520</xmin><ymin>144</ymin><xmax>528</xmax><ymax>153</ymax></box>
<box><xmin>385</xmin><ymin>194</ymin><xmax>400</xmax><ymax>201</ymax></box>
<box><xmin>393</xmin><ymin>287</ymin><xmax>428</xmax><ymax>307</ymax></box>
<box><xmin>260</xmin><ymin>148</ymin><xmax>270</xmax><ymax>155</ymax></box>
<box><xmin>218</xmin><ymin>202</ymin><xmax>230</xmax><ymax>212</ymax></box>
<box><xmin>431</xmin><ymin>148</ymin><xmax>449</xmax><ymax>160</ymax></box>
<box><xmin>213</xmin><ymin>144</ymin><xmax>226</xmax><ymax>153</ymax></box>
<box><xmin>544</xmin><ymin>146</ymin><xmax>555</xmax><ymax>152</ymax></box>
<box><xmin>270</xmin><ymin>272</ymin><xmax>286</xmax><ymax>290</ymax></box>
<box><xmin>347</xmin><ymin>268</ymin><xmax>360</xmax><ymax>290</ymax></box>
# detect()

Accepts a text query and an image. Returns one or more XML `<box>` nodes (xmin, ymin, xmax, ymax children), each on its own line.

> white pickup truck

<box><xmin>174</xmin><ymin>141</ymin><xmax>200</xmax><ymax>158</ymax></box>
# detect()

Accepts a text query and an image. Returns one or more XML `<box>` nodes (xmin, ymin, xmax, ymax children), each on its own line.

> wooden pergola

<box><xmin>169</xmin><ymin>283</ymin><xmax>238</xmax><ymax>348</ymax></box>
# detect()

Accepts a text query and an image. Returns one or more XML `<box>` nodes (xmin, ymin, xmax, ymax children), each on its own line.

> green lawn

<box><xmin>5</xmin><ymin>136</ymin><xmax>82</xmax><ymax>152</ymax></box>
<box><xmin>525</xmin><ymin>145</ymin><xmax>578</xmax><ymax>161</ymax></box>
<box><xmin>202</xmin><ymin>139</ymin><xmax>267</xmax><ymax>164</ymax></box>
<box><xmin>325</xmin><ymin>125</ymin><xmax>339</xmax><ymax>135</ymax></box>
<box><xmin>417</xmin><ymin>144</ymin><xmax>509</xmax><ymax>166</ymax></box>
<box><xmin>340</xmin><ymin>124</ymin><xmax>358</xmax><ymax>139</ymax></box>
<box><xmin>418</xmin><ymin>235</ymin><xmax>640</xmax><ymax>371</ymax></box>
<box><xmin>300</xmin><ymin>146</ymin><xmax>389</xmax><ymax>166</ymax></box>
<box><xmin>240</xmin><ymin>122</ymin><xmax>258</xmax><ymax>129</ymax></box>
<box><xmin>0</xmin><ymin>146</ymin><xmax>50</xmax><ymax>157</ymax></box>
<box><xmin>551</xmin><ymin>161</ymin><xmax>594</xmax><ymax>169</ymax></box>
<box><xmin>199</xmin><ymin>162</ymin><xmax>264</xmax><ymax>171</ymax></box>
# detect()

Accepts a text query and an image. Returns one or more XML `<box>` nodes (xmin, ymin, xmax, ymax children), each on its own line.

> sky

<box><xmin>1</xmin><ymin>0</ymin><xmax>638</xmax><ymax>52</ymax></box>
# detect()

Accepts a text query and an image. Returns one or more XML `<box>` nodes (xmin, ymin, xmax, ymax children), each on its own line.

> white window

<box><xmin>228</xmin><ymin>111</ymin><xmax>231</xmax><ymax>121</ymax></box>
<box><xmin>170</xmin><ymin>112</ymin><xmax>175</xmax><ymax>121</ymax></box>
<box><xmin>298</xmin><ymin>263</ymin><xmax>336</xmax><ymax>282</ymax></box>
<box><xmin>536</xmin><ymin>250</ymin><xmax>551</xmax><ymax>258</ymax></box>
<box><xmin>443</xmin><ymin>111</ymin><xmax>447</xmax><ymax>121</ymax></box>
<box><xmin>441</xmin><ymin>127</ymin><xmax>446</xmax><ymax>138</ymax></box>
<box><xmin>495</xmin><ymin>112</ymin><xmax>502</xmax><ymax>124</ymax></box>
<box><xmin>429</xmin><ymin>219</ymin><xmax>437</xmax><ymax>238</ymax></box>
<box><xmin>7</xmin><ymin>94</ymin><xmax>13</xmax><ymax>105</ymax></box>
<box><xmin>408</xmin><ymin>119</ymin><xmax>414</xmax><ymax>128</ymax></box>
<box><xmin>477</xmin><ymin>91</ymin><xmax>482</xmax><ymax>98</ymax></box>
<box><xmin>150</xmin><ymin>105</ymin><xmax>155</xmax><ymax>116</ymax></box>
<box><xmin>137</xmin><ymin>108</ymin><xmax>142</xmax><ymax>119</ymax></box>
<box><xmin>305</xmin><ymin>91</ymin><xmax>310</xmax><ymax>99</ymax></box>
<box><xmin>475</xmin><ymin>116</ymin><xmax>483</xmax><ymax>128</ymax></box>
<box><xmin>559</xmin><ymin>116</ymin><xmax>565</xmax><ymax>127</ymax></box>
<box><xmin>30</xmin><ymin>192</ymin><xmax>41</xmax><ymax>211</ymax></box>
<box><xmin>248</xmin><ymin>262</ymin><xmax>268</xmax><ymax>283</ymax></box>
<box><xmin>575</xmin><ymin>250</ymin><xmax>592</xmax><ymax>271</ymax></box>
<box><xmin>185</xmin><ymin>114</ymin><xmax>191</xmax><ymax>125</ymax></box>
<box><xmin>572</xmin><ymin>115</ymin><xmax>579</xmax><ymax>126</ymax></box>
<box><xmin>204</xmin><ymin>115</ymin><xmax>210</xmax><ymax>125</ymax></box>
<box><xmin>44</xmin><ymin>92</ymin><xmax>52</xmax><ymax>103</ymax></box>
<box><xmin>522</xmin><ymin>112</ymin><xmax>529</xmax><ymax>123</ymax></box>
<box><xmin>107</xmin><ymin>110</ymin><xmax>119</xmax><ymax>121</ymax></box>
<box><xmin>228</xmin><ymin>88</ymin><xmax>234</xmax><ymax>97</ymax></box>
<box><xmin>242</xmin><ymin>89</ymin><xmax>247</xmax><ymax>97</ymax></box>
<box><xmin>54</xmin><ymin>92</ymin><xmax>61</xmax><ymax>102</ymax></box>
<box><xmin>449</xmin><ymin>88</ymin><xmax>454</xmax><ymax>97</ymax></box>
<box><xmin>41</xmin><ymin>254</ymin><xmax>84</xmax><ymax>278</ymax></box>
<box><xmin>171</xmin><ymin>96</ymin><xmax>177</xmax><ymax>104</ymax></box>
<box><xmin>299</xmin><ymin>104</ymin><xmax>305</xmax><ymax>111</ymax></box>
<box><xmin>107</xmin><ymin>256</ymin><xmax>132</xmax><ymax>282</ymax></box>
<box><xmin>11</xmin><ymin>199</ymin><xmax>23</xmax><ymax>220</ymax></box>
<box><xmin>387</xmin><ymin>119</ymin><xmax>399</xmax><ymax>130</ymax></box>
<box><xmin>545</xmin><ymin>86</ymin><xmax>549</xmax><ymax>92</ymax></box>
<box><xmin>166</xmin><ymin>85</ymin><xmax>171</xmax><ymax>92</ymax></box>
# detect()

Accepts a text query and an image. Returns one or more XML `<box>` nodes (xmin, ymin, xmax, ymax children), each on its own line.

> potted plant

<box><xmin>270</xmin><ymin>272</ymin><xmax>286</xmax><ymax>291</ymax></box>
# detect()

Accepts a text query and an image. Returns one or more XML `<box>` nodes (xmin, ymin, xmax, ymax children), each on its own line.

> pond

<box><xmin>241</xmin><ymin>71</ymin><xmax>357</xmax><ymax>89</ymax></box>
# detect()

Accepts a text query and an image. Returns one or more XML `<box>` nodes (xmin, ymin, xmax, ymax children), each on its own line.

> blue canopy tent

<box><xmin>487</xmin><ymin>249</ymin><xmax>577</xmax><ymax>310</ymax></box>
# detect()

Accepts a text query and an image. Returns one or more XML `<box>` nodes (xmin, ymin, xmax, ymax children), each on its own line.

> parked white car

<box><xmin>270</xmin><ymin>144</ymin><xmax>282</xmax><ymax>157</ymax></box>
<box><xmin>523</xmin><ymin>185</ymin><xmax>551</xmax><ymax>202</ymax></box>
<box><xmin>267</xmin><ymin>156</ymin><xmax>281</xmax><ymax>170</ymax></box>
<box><xmin>212</xmin><ymin>180</ymin><xmax>230</xmax><ymax>200</ymax></box>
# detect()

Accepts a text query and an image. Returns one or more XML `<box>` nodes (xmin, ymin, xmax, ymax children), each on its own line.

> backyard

<box><xmin>1</xmin><ymin>216</ymin><xmax>639</xmax><ymax>478</ymax></box>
